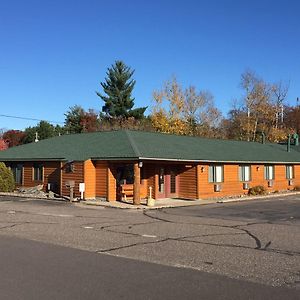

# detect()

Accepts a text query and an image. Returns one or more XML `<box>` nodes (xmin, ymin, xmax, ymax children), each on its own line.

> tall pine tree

<box><xmin>97</xmin><ymin>61</ymin><xmax>147</xmax><ymax>119</ymax></box>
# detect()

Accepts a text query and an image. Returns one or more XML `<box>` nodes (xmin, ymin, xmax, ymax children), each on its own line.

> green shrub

<box><xmin>294</xmin><ymin>185</ymin><xmax>300</xmax><ymax>191</ymax></box>
<box><xmin>0</xmin><ymin>162</ymin><xmax>15</xmax><ymax>192</ymax></box>
<box><xmin>248</xmin><ymin>185</ymin><xmax>267</xmax><ymax>196</ymax></box>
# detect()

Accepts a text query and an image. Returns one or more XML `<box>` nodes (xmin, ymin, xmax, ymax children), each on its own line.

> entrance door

<box><xmin>157</xmin><ymin>167</ymin><xmax>166</xmax><ymax>198</ymax></box>
<box><xmin>157</xmin><ymin>167</ymin><xmax>178</xmax><ymax>198</ymax></box>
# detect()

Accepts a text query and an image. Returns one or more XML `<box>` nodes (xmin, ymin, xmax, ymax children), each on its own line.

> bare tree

<box><xmin>271</xmin><ymin>80</ymin><xmax>289</xmax><ymax>128</ymax></box>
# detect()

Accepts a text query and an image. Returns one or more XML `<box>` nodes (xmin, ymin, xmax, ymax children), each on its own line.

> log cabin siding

<box><xmin>8</xmin><ymin>161</ymin><xmax>61</xmax><ymax>193</ymax></box>
<box><xmin>197</xmin><ymin>163</ymin><xmax>300</xmax><ymax>199</ymax></box>
<box><xmin>61</xmin><ymin>162</ymin><xmax>84</xmax><ymax>198</ymax></box>
<box><xmin>144</xmin><ymin>163</ymin><xmax>156</xmax><ymax>199</ymax></box>
<box><xmin>178</xmin><ymin>165</ymin><xmax>197</xmax><ymax>199</ymax></box>
<box><xmin>107</xmin><ymin>164</ymin><xmax>117</xmax><ymax>201</ymax></box>
<box><xmin>95</xmin><ymin>161</ymin><xmax>108</xmax><ymax>197</ymax></box>
<box><xmin>84</xmin><ymin>160</ymin><xmax>96</xmax><ymax>199</ymax></box>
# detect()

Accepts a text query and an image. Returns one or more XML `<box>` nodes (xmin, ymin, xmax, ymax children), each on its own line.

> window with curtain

<box><xmin>33</xmin><ymin>164</ymin><xmax>43</xmax><ymax>181</ymax></box>
<box><xmin>209</xmin><ymin>165</ymin><xmax>224</xmax><ymax>183</ymax></box>
<box><xmin>239</xmin><ymin>165</ymin><xmax>251</xmax><ymax>182</ymax></box>
<box><xmin>264</xmin><ymin>165</ymin><xmax>275</xmax><ymax>180</ymax></box>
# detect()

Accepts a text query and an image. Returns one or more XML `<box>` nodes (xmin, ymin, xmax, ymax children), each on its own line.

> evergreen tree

<box><xmin>22</xmin><ymin>121</ymin><xmax>64</xmax><ymax>144</ymax></box>
<box><xmin>64</xmin><ymin>105</ymin><xmax>85</xmax><ymax>134</ymax></box>
<box><xmin>97</xmin><ymin>60</ymin><xmax>147</xmax><ymax>119</ymax></box>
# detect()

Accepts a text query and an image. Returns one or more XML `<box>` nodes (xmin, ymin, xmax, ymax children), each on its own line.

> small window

<box><xmin>264</xmin><ymin>165</ymin><xmax>275</xmax><ymax>180</ymax></box>
<box><xmin>239</xmin><ymin>165</ymin><xmax>251</xmax><ymax>182</ymax></box>
<box><xmin>170</xmin><ymin>170</ymin><xmax>176</xmax><ymax>194</ymax></box>
<box><xmin>209</xmin><ymin>165</ymin><xmax>224</xmax><ymax>183</ymax></box>
<box><xmin>33</xmin><ymin>164</ymin><xmax>43</xmax><ymax>181</ymax></box>
<box><xmin>65</xmin><ymin>163</ymin><xmax>75</xmax><ymax>173</ymax></box>
<box><xmin>286</xmin><ymin>165</ymin><xmax>294</xmax><ymax>179</ymax></box>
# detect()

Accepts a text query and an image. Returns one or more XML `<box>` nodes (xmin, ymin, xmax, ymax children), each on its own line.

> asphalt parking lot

<box><xmin>0</xmin><ymin>195</ymin><xmax>299</xmax><ymax>291</ymax></box>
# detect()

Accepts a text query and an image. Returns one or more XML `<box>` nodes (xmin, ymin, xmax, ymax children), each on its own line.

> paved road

<box><xmin>1</xmin><ymin>235</ymin><xmax>299</xmax><ymax>300</ymax></box>
<box><xmin>0</xmin><ymin>195</ymin><xmax>299</xmax><ymax>298</ymax></box>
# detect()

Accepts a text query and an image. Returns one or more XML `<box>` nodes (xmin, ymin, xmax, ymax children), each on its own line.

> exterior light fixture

<box><xmin>138</xmin><ymin>161</ymin><xmax>143</xmax><ymax>168</ymax></box>
<box><xmin>256</xmin><ymin>166</ymin><xmax>260</xmax><ymax>171</ymax></box>
<box><xmin>201</xmin><ymin>166</ymin><xmax>205</xmax><ymax>172</ymax></box>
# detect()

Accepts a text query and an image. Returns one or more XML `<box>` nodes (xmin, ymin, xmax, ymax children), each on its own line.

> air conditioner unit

<box><xmin>243</xmin><ymin>182</ymin><xmax>250</xmax><ymax>190</ymax></box>
<box><xmin>288</xmin><ymin>179</ymin><xmax>293</xmax><ymax>186</ymax></box>
<box><xmin>268</xmin><ymin>180</ymin><xmax>273</xmax><ymax>187</ymax></box>
<box><xmin>214</xmin><ymin>184</ymin><xmax>222</xmax><ymax>192</ymax></box>
<box><xmin>47</xmin><ymin>183</ymin><xmax>52</xmax><ymax>192</ymax></box>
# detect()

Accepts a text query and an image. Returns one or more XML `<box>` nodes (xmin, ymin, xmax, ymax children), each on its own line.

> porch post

<box><xmin>133</xmin><ymin>162</ymin><xmax>141</xmax><ymax>205</ymax></box>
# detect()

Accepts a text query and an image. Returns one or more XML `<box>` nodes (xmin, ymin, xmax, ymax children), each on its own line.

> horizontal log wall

<box><xmin>8</xmin><ymin>161</ymin><xmax>61</xmax><ymax>194</ymax></box>
<box><xmin>95</xmin><ymin>161</ymin><xmax>108</xmax><ymax>198</ymax></box>
<box><xmin>84</xmin><ymin>160</ymin><xmax>96</xmax><ymax>199</ymax></box>
<box><xmin>178</xmin><ymin>165</ymin><xmax>197</xmax><ymax>199</ymax></box>
<box><xmin>107</xmin><ymin>164</ymin><xmax>117</xmax><ymax>201</ymax></box>
<box><xmin>144</xmin><ymin>163</ymin><xmax>156</xmax><ymax>199</ymax></box>
<box><xmin>198</xmin><ymin>163</ymin><xmax>300</xmax><ymax>199</ymax></box>
<box><xmin>61</xmin><ymin>162</ymin><xmax>84</xmax><ymax>198</ymax></box>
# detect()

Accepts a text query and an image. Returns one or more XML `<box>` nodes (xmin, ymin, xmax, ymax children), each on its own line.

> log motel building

<box><xmin>0</xmin><ymin>130</ymin><xmax>299</xmax><ymax>204</ymax></box>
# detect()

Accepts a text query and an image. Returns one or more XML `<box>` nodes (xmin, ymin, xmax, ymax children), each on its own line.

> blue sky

<box><xmin>0</xmin><ymin>0</ymin><xmax>299</xmax><ymax>130</ymax></box>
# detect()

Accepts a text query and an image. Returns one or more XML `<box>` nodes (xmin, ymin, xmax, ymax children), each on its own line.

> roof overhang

<box><xmin>91</xmin><ymin>156</ymin><xmax>300</xmax><ymax>164</ymax></box>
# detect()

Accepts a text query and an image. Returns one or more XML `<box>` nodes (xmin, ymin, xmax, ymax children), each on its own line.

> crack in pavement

<box><xmin>142</xmin><ymin>210</ymin><xmax>298</xmax><ymax>257</ymax></box>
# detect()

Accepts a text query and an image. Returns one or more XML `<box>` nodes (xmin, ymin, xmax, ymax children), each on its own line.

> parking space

<box><xmin>0</xmin><ymin>195</ymin><xmax>299</xmax><ymax>289</ymax></box>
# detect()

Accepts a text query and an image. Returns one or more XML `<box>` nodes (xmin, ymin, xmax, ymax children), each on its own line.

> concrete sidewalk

<box><xmin>76</xmin><ymin>191</ymin><xmax>300</xmax><ymax>210</ymax></box>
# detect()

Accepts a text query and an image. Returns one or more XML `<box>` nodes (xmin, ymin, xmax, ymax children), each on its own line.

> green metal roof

<box><xmin>0</xmin><ymin>130</ymin><xmax>300</xmax><ymax>163</ymax></box>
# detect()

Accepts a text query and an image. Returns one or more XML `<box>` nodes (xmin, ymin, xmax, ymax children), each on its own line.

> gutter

<box><xmin>91</xmin><ymin>156</ymin><xmax>300</xmax><ymax>164</ymax></box>
<box><xmin>0</xmin><ymin>158</ymin><xmax>66</xmax><ymax>162</ymax></box>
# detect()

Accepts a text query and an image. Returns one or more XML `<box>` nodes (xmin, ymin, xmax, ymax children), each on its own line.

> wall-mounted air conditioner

<box><xmin>243</xmin><ymin>182</ymin><xmax>250</xmax><ymax>190</ymax></box>
<box><xmin>214</xmin><ymin>184</ymin><xmax>222</xmax><ymax>192</ymax></box>
<box><xmin>268</xmin><ymin>180</ymin><xmax>273</xmax><ymax>187</ymax></box>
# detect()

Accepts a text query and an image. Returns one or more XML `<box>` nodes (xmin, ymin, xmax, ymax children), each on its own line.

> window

<box><xmin>116</xmin><ymin>165</ymin><xmax>134</xmax><ymax>185</ymax></box>
<box><xmin>11</xmin><ymin>164</ymin><xmax>23</xmax><ymax>184</ymax></box>
<box><xmin>264</xmin><ymin>165</ymin><xmax>275</xmax><ymax>180</ymax></box>
<box><xmin>209</xmin><ymin>165</ymin><xmax>224</xmax><ymax>183</ymax></box>
<box><xmin>286</xmin><ymin>165</ymin><xmax>294</xmax><ymax>179</ymax></box>
<box><xmin>33</xmin><ymin>164</ymin><xmax>43</xmax><ymax>181</ymax></box>
<box><xmin>170</xmin><ymin>170</ymin><xmax>176</xmax><ymax>194</ymax></box>
<box><xmin>239</xmin><ymin>165</ymin><xmax>251</xmax><ymax>182</ymax></box>
<box><xmin>65</xmin><ymin>162</ymin><xmax>75</xmax><ymax>173</ymax></box>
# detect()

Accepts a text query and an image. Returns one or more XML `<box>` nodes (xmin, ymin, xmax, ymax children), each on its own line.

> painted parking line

<box><xmin>40</xmin><ymin>213</ymin><xmax>74</xmax><ymax>217</ymax></box>
<box><xmin>142</xmin><ymin>234</ymin><xmax>157</xmax><ymax>238</ymax></box>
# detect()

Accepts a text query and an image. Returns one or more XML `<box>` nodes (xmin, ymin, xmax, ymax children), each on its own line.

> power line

<box><xmin>0</xmin><ymin>114</ymin><xmax>64</xmax><ymax>125</ymax></box>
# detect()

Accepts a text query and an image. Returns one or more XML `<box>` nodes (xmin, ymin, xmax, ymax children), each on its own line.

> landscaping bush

<box><xmin>248</xmin><ymin>185</ymin><xmax>267</xmax><ymax>196</ymax></box>
<box><xmin>0</xmin><ymin>162</ymin><xmax>15</xmax><ymax>192</ymax></box>
<box><xmin>294</xmin><ymin>185</ymin><xmax>300</xmax><ymax>191</ymax></box>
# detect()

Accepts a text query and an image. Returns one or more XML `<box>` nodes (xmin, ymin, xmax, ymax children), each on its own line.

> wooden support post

<box><xmin>133</xmin><ymin>162</ymin><xmax>141</xmax><ymax>205</ymax></box>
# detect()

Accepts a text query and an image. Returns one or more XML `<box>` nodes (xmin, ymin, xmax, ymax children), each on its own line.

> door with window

<box><xmin>11</xmin><ymin>164</ymin><xmax>23</xmax><ymax>185</ymax></box>
<box><xmin>157</xmin><ymin>167</ymin><xmax>178</xmax><ymax>198</ymax></box>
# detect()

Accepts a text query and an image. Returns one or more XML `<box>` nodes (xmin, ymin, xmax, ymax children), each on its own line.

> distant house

<box><xmin>0</xmin><ymin>139</ymin><xmax>8</xmax><ymax>151</ymax></box>
<box><xmin>0</xmin><ymin>130</ymin><xmax>299</xmax><ymax>203</ymax></box>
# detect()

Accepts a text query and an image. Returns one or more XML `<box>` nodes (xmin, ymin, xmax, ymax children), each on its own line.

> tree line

<box><xmin>1</xmin><ymin>61</ymin><xmax>299</xmax><ymax>148</ymax></box>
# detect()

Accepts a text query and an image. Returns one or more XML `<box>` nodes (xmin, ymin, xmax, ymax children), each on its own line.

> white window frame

<box><xmin>33</xmin><ymin>164</ymin><xmax>44</xmax><ymax>181</ymax></box>
<box><xmin>239</xmin><ymin>165</ymin><xmax>251</xmax><ymax>182</ymax></box>
<box><xmin>264</xmin><ymin>165</ymin><xmax>275</xmax><ymax>180</ymax></box>
<box><xmin>209</xmin><ymin>165</ymin><xmax>224</xmax><ymax>183</ymax></box>
<box><xmin>286</xmin><ymin>165</ymin><xmax>294</xmax><ymax>179</ymax></box>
